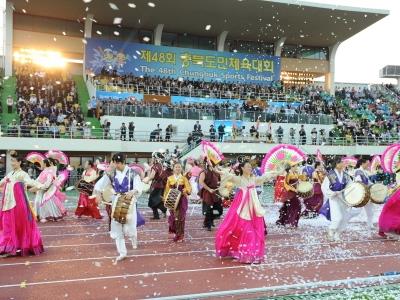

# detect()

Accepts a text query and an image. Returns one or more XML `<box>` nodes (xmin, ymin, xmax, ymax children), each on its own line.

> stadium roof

<box><xmin>12</xmin><ymin>0</ymin><xmax>389</xmax><ymax>47</ymax></box>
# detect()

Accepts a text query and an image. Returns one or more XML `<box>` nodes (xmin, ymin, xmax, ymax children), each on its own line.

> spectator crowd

<box><xmin>4</xmin><ymin>69</ymin><xmax>400</xmax><ymax>147</ymax></box>
<box><xmin>5</xmin><ymin>64</ymin><xmax>89</xmax><ymax>138</ymax></box>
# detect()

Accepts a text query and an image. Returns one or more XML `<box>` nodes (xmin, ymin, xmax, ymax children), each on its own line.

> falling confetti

<box><xmin>113</xmin><ymin>17</ymin><xmax>122</xmax><ymax>25</ymax></box>
<box><xmin>109</xmin><ymin>2</ymin><xmax>119</xmax><ymax>10</ymax></box>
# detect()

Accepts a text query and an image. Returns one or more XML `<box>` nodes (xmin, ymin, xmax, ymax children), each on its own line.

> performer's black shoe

<box><xmin>206</xmin><ymin>227</ymin><xmax>212</xmax><ymax>231</ymax></box>
<box><xmin>151</xmin><ymin>216</ymin><xmax>160</xmax><ymax>220</ymax></box>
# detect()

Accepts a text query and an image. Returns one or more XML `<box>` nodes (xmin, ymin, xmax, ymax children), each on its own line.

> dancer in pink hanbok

<box><xmin>215</xmin><ymin>160</ymin><xmax>280</xmax><ymax>264</ymax></box>
<box><xmin>34</xmin><ymin>159</ymin><xmax>67</xmax><ymax>223</ymax></box>
<box><xmin>0</xmin><ymin>151</ymin><xmax>44</xmax><ymax>256</ymax></box>
<box><xmin>378</xmin><ymin>175</ymin><xmax>400</xmax><ymax>239</ymax></box>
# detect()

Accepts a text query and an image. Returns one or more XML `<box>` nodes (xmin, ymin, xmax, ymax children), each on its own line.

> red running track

<box><xmin>1</xmin><ymin>208</ymin><xmax>400</xmax><ymax>300</ymax></box>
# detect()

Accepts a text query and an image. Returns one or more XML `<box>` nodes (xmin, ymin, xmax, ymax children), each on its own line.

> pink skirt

<box><xmin>0</xmin><ymin>182</ymin><xmax>44</xmax><ymax>256</ymax></box>
<box><xmin>379</xmin><ymin>187</ymin><xmax>400</xmax><ymax>235</ymax></box>
<box><xmin>215</xmin><ymin>187</ymin><xmax>265</xmax><ymax>264</ymax></box>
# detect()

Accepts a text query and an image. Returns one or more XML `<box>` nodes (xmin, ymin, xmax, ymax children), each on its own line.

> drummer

<box><xmin>75</xmin><ymin>161</ymin><xmax>102</xmax><ymax>219</ymax></box>
<box><xmin>199</xmin><ymin>158</ymin><xmax>222</xmax><ymax>231</ymax></box>
<box><xmin>276</xmin><ymin>161</ymin><xmax>307</xmax><ymax>228</ymax></box>
<box><xmin>302</xmin><ymin>162</ymin><xmax>325</xmax><ymax>219</ymax></box>
<box><xmin>321</xmin><ymin>156</ymin><xmax>353</xmax><ymax>241</ymax></box>
<box><xmin>94</xmin><ymin>153</ymin><xmax>143</xmax><ymax>262</ymax></box>
<box><xmin>354</xmin><ymin>158</ymin><xmax>377</xmax><ymax>229</ymax></box>
<box><xmin>301</xmin><ymin>158</ymin><xmax>315</xmax><ymax>180</ymax></box>
<box><xmin>144</xmin><ymin>152</ymin><xmax>168</xmax><ymax>220</ymax></box>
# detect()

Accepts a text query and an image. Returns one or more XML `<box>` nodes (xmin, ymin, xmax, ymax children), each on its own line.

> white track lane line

<box><xmin>39</xmin><ymin>230</ymin><xmax>297</xmax><ymax>237</ymax></box>
<box><xmin>0</xmin><ymin>238</ymin><xmax>393</xmax><ymax>267</ymax></box>
<box><xmin>145</xmin><ymin>274</ymin><xmax>400</xmax><ymax>300</ymax></box>
<box><xmin>1</xmin><ymin>253</ymin><xmax>399</xmax><ymax>289</ymax></box>
<box><xmin>42</xmin><ymin>231</ymin><xmax>387</xmax><ymax>247</ymax></box>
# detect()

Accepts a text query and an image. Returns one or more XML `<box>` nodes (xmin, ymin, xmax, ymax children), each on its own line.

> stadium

<box><xmin>0</xmin><ymin>0</ymin><xmax>400</xmax><ymax>299</ymax></box>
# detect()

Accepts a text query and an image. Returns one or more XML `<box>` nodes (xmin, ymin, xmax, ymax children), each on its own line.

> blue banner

<box><xmin>85</xmin><ymin>38</ymin><xmax>281</xmax><ymax>85</ymax></box>
<box><xmin>96</xmin><ymin>91</ymin><xmax>144</xmax><ymax>100</ymax></box>
<box><xmin>171</xmin><ymin>96</ymin><xmax>243</xmax><ymax>105</ymax></box>
<box><xmin>213</xmin><ymin>120</ymin><xmax>244</xmax><ymax>134</ymax></box>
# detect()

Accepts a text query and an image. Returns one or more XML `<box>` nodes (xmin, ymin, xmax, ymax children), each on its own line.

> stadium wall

<box><xmin>0</xmin><ymin>137</ymin><xmax>386</xmax><ymax>156</ymax></box>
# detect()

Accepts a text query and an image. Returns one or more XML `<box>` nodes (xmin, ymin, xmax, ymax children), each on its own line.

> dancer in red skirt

<box><xmin>75</xmin><ymin>161</ymin><xmax>102</xmax><ymax>219</ymax></box>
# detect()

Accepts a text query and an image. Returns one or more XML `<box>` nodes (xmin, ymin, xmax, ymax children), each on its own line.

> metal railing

<box><xmin>102</xmin><ymin>104</ymin><xmax>334</xmax><ymax>125</ymax></box>
<box><xmin>95</xmin><ymin>82</ymin><xmax>306</xmax><ymax>102</ymax></box>
<box><xmin>1</xmin><ymin>125</ymin><xmax>399</xmax><ymax>147</ymax></box>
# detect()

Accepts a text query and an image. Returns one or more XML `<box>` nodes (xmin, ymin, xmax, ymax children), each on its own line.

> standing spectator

<box><xmin>231</xmin><ymin>121</ymin><xmax>238</xmax><ymax>140</ymax></box>
<box><xmin>7</xmin><ymin>95</ymin><xmax>14</xmax><ymax>114</ymax></box>
<box><xmin>276</xmin><ymin>126</ymin><xmax>284</xmax><ymax>143</ymax></box>
<box><xmin>70</xmin><ymin>118</ymin><xmax>78</xmax><ymax>138</ymax></box>
<box><xmin>209</xmin><ymin>125</ymin><xmax>216</xmax><ymax>142</ymax></box>
<box><xmin>165</xmin><ymin>124</ymin><xmax>173</xmax><ymax>141</ymax></box>
<box><xmin>250</xmin><ymin>125</ymin><xmax>259</xmax><ymax>139</ymax></box>
<box><xmin>299</xmin><ymin>125</ymin><xmax>306</xmax><ymax>145</ymax></box>
<box><xmin>319</xmin><ymin>129</ymin><xmax>326</xmax><ymax>145</ymax></box>
<box><xmin>156</xmin><ymin>124</ymin><xmax>162</xmax><ymax>141</ymax></box>
<box><xmin>88</xmin><ymin>96</ymin><xmax>97</xmax><ymax>118</ymax></box>
<box><xmin>311</xmin><ymin>128</ymin><xmax>317</xmax><ymax>145</ymax></box>
<box><xmin>120</xmin><ymin>123</ymin><xmax>127</xmax><ymax>141</ymax></box>
<box><xmin>289</xmin><ymin>128</ymin><xmax>296</xmax><ymax>144</ymax></box>
<box><xmin>187</xmin><ymin>133</ymin><xmax>194</xmax><ymax>148</ymax></box>
<box><xmin>266</xmin><ymin>121</ymin><xmax>273</xmax><ymax>142</ymax></box>
<box><xmin>218</xmin><ymin>124</ymin><xmax>225</xmax><ymax>142</ymax></box>
<box><xmin>128</xmin><ymin>122</ymin><xmax>135</xmax><ymax>141</ymax></box>
<box><xmin>50</xmin><ymin>122</ymin><xmax>60</xmax><ymax>138</ymax></box>
<box><xmin>103</xmin><ymin>120</ymin><xmax>111</xmax><ymax>139</ymax></box>
<box><xmin>83</xmin><ymin>122</ymin><xmax>91</xmax><ymax>139</ymax></box>
<box><xmin>194</xmin><ymin>121</ymin><xmax>201</xmax><ymax>132</ymax></box>
<box><xmin>173</xmin><ymin>145</ymin><xmax>181</xmax><ymax>157</ymax></box>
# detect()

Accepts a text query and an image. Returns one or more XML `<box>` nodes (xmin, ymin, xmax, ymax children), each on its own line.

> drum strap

<box><xmin>327</xmin><ymin>171</ymin><xmax>348</xmax><ymax>191</ymax></box>
<box><xmin>109</xmin><ymin>167</ymin><xmax>137</xmax><ymax>193</ymax></box>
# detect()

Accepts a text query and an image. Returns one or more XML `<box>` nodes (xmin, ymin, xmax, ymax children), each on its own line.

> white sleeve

<box><xmin>94</xmin><ymin>174</ymin><xmax>111</xmax><ymax>192</ymax></box>
<box><xmin>321</xmin><ymin>177</ymin><xmax>337</xmax><ymax>198</ymax></box>
<box><xmin>132</xmin><ymin>174</ymin><xmax>143</xmax><ymax>197</ymax></box>
<box><xmin>221</xmin><ymin>170</ymin><xmax>241</xmax><ymax>185</ymax></box>
<box><xmin>255</xmin><ymin>172</ymin><xmax>277</xmax><ymax>185</ymax></box>
<box><xmin>21</xmin><ymin>171</ymin><xmax>43</xmax><ymax>189</ymax></box>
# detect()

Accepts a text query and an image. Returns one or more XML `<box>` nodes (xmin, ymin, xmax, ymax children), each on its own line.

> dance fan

<box><xmin>45</xmin><ymin>150</ymin><xmax>70</xmax><ymax>166</ymax></box>
<box><xmin>25</xmin><ymin>152</ymin><xmax>46</xmax><ymax>169</ymax></box>
<box><xmin>389</xmin><ymin>147</ymin><xmax>400</xmax><ymax>174</ymax></box>
<box><xmin>129</xmin><ymin>163</ymin><xmax>145</xmax><ymax>178</ymax></box>
<box><xmin>260</xmin><ymin>144</ymin><xmax>306</xmax><ymax>174</ymax></box>
<box><xmin>341</xmin><ymin>156</ymin><xmax>357</xmax><ymax>168</ymax></box>
<box><xmin>201</xmin><ymin>140</ymin><xmax>224</xmax><ymax>166</ymax></box>
<box><xmin>381</xmin><ymin>144</ymin><xmax>400</xmax><ymax>173</ymax></box>
<box><xmin>370</xmin><ymin>155</ymin><xmax>381</xmax><ymax>175</ymax></box>
<box><xmin>260</xmin><ymin>145</ymin><xmax>305</xmax><ymax>206</ymax></box>
<box><xmin>316</xmin><ymin>149</ymin><xmax>324</xmax><ymax>164</ymax></box>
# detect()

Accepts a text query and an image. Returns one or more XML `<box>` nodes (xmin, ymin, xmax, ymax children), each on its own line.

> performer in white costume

<box><xmin>354</xmin><ymin>158</ymin><xmax>376</xmax><ymax>229</ymax></box>
<box><xmin>321</xmin><ymin>157</ymin><xmax>357</xmax><ymax>241</ymax></box>
<box><xmin>94</xmin><ymin>153</ymin><xmax>143</xmax><ymax>262</ymax></box>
